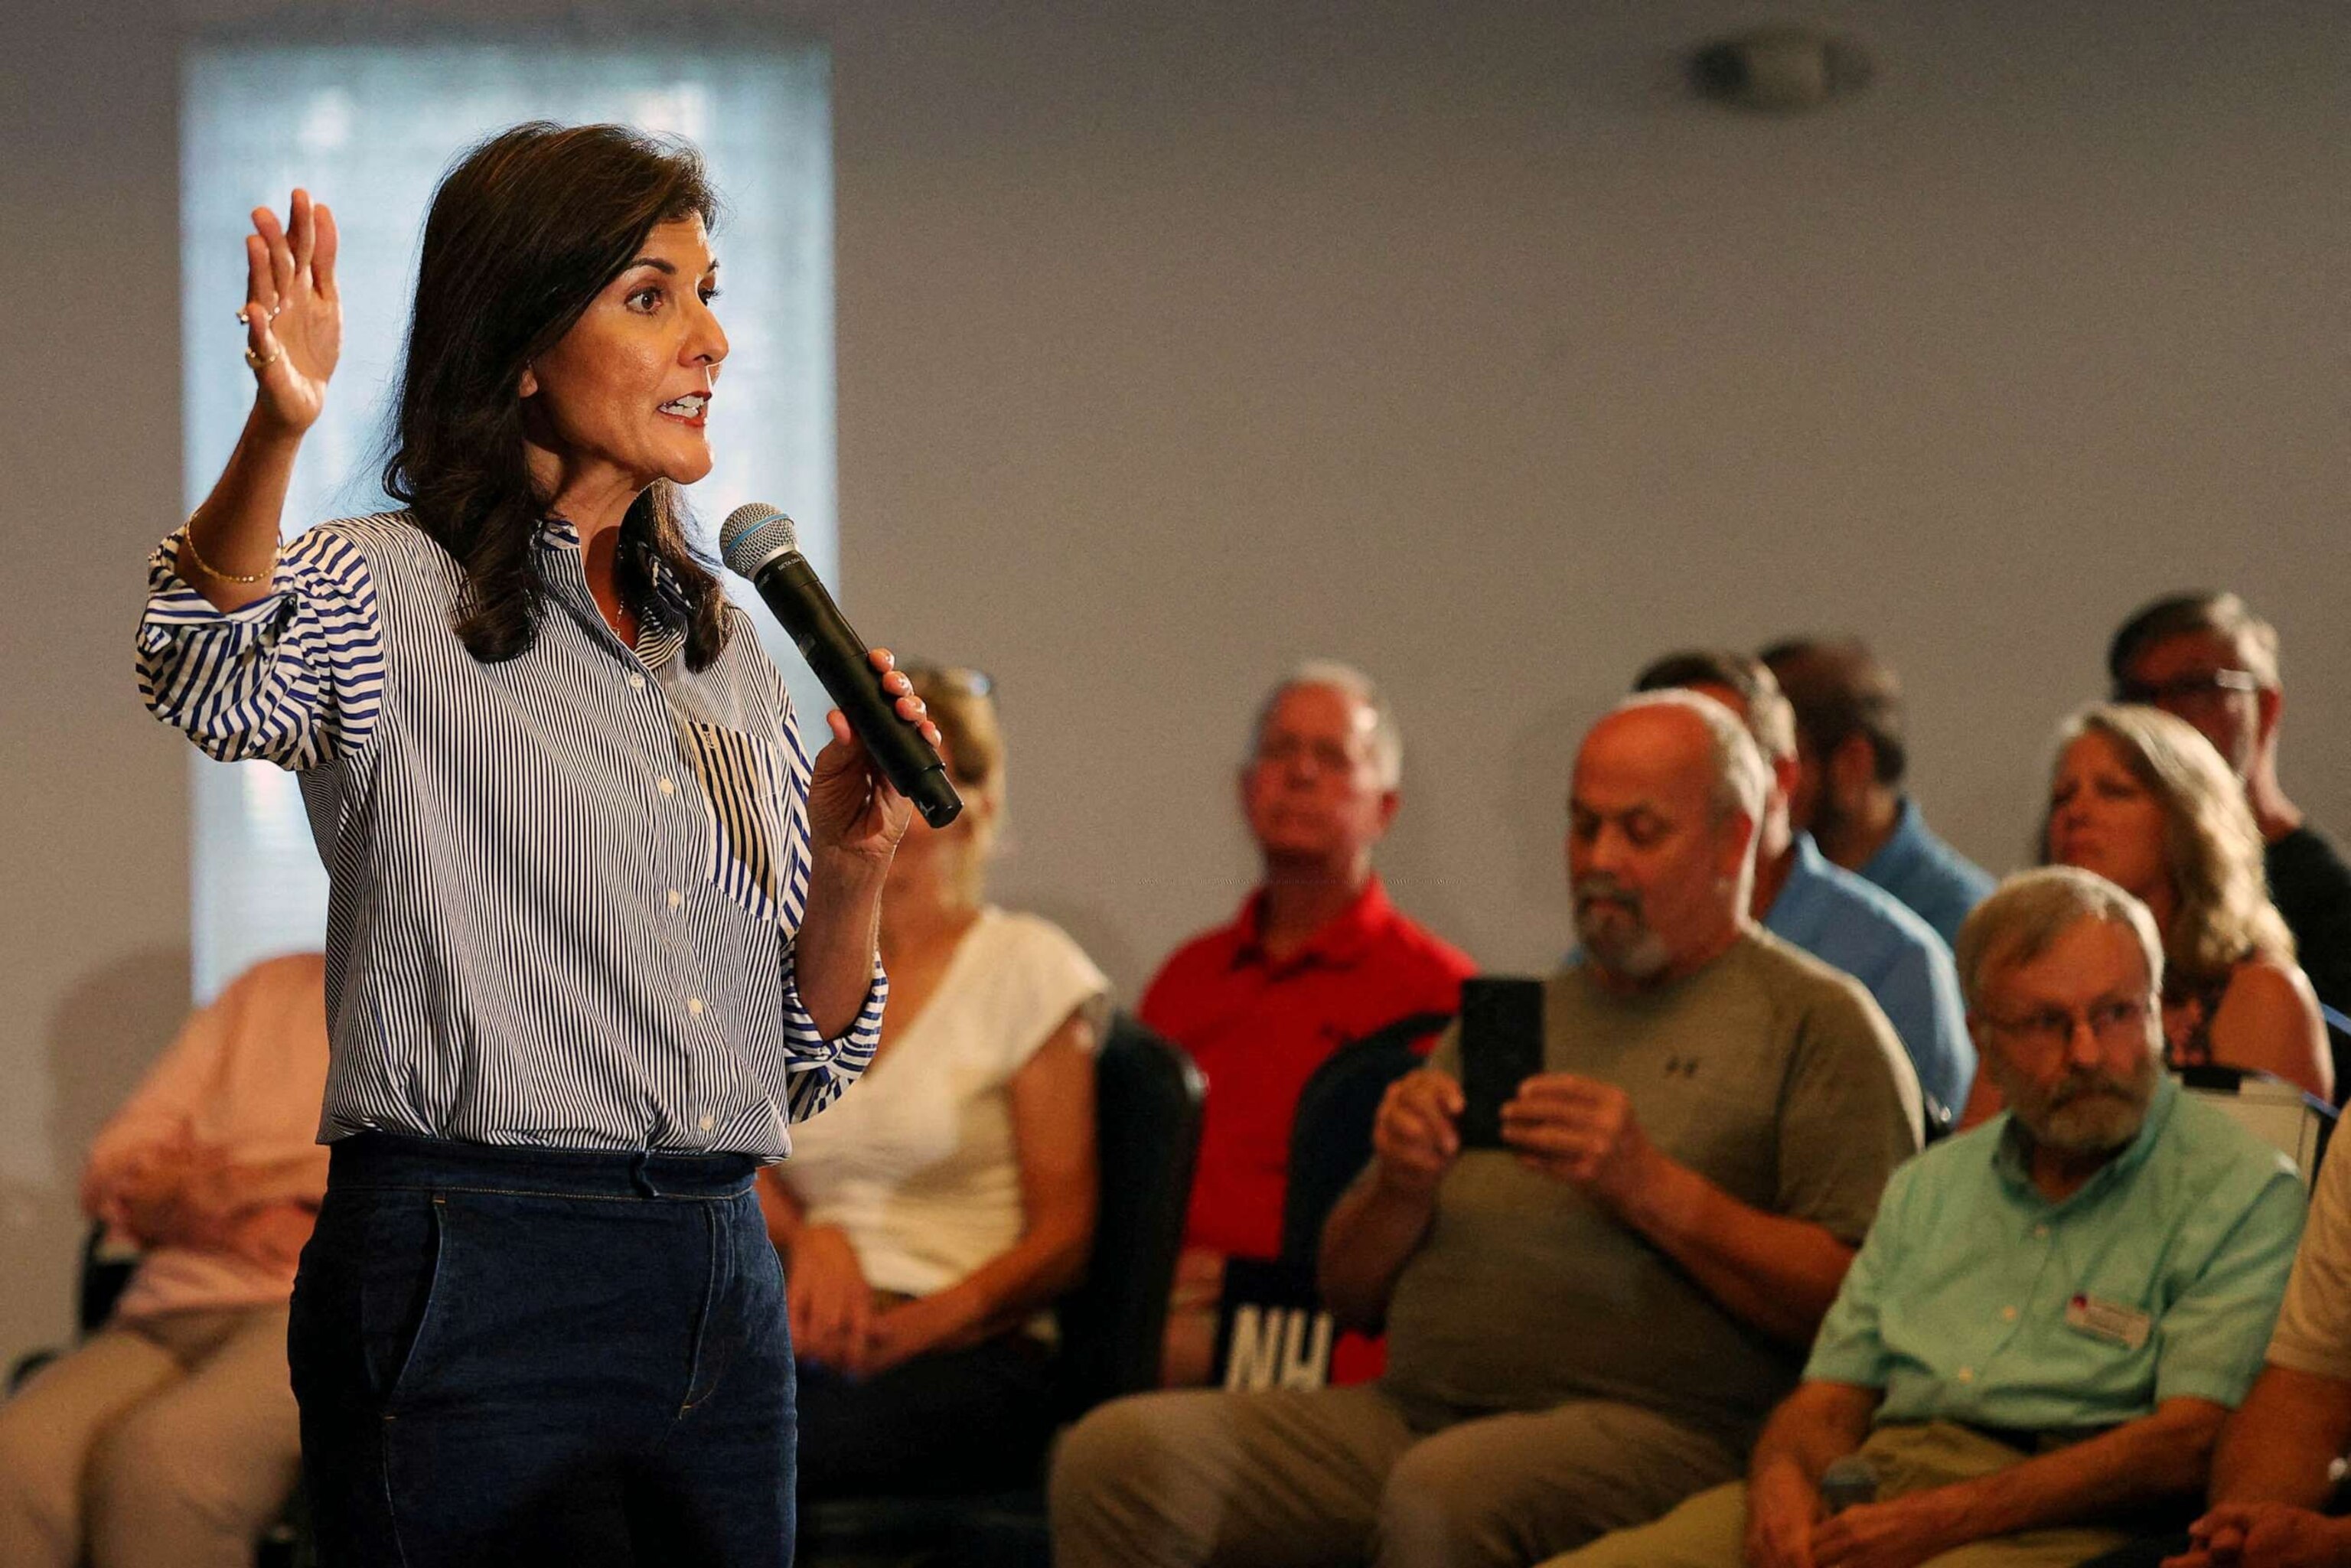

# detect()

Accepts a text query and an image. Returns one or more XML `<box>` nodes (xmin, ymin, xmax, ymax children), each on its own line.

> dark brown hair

<box><xmin>2106</xmin><ymin>592</ymin><xmax>2281</xmax><ymax>693</ymax></box>
<box><xmin>1759</xmin><ymin>635</ymin><xmax>1909</xmax><ymax>785</ymax></box>
<box><xmin>1630</xmin><ymin>647</ymin><xmax>1798</xmax><ymax>763</ymax></box>
<box><xmin>384</xmin><ymin>122</ymin><xmax>732</xmax><ymax>668</ymax></box>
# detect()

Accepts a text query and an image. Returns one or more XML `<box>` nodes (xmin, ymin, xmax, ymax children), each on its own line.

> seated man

<box><xmin>1637</xmin><ymin>650</ymin><xmax>1975</xmax><ymax>1130</ymax></box>
<box><xmin>2166</xmin><ymin>1052</ymin><xmax>2351</xmax><ymax>1567</ymax></box>
<box><xmin>2109</xmin><ymin>591</ymin><xmax>2351</xmax><ymax>1098</ymax></box>
<box><xmin>1049</xmin><ymin>693</ymin><xmax>1922</xmax><ymax>1568</ymax></box>
<box><xmin>1143</xmin><ymin>660</ymin><xmax>1474</xmax><ymax>1383</ymax></box>
<box><xmin>0</xmin><ymin>952</ymin><xmax>331</xmax><ymax>1568</ymax></box>
<box><xmin>1760</xmin><ymin>635</ymin><xmax>1996</xmax><ymax>947</ymax></box>
<box><xmin>1554</xmin><ymin>867</ymin><xmax>2306</xmax><ymax>1568</ymax></box>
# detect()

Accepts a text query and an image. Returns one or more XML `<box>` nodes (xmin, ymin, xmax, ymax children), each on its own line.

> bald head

<box><xmin>1568</xmin><ymin>694</ymin><xmax>1765</xmax><ymax>987</ymax></box>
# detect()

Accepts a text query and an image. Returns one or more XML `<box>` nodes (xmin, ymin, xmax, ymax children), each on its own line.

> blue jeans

<box><xmin>289</xmin><ymin>1133</ymin><xmax>794</xmax><ymax>1566</ymax></box>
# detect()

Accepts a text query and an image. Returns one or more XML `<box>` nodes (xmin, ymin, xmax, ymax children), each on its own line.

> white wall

<box><xmin>3</xmin><ymin>0</ymin><xmax>2345</xmax><ymax>1367</ymax></box>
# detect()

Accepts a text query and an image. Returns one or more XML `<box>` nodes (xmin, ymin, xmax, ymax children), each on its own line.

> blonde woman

<box><xmin>758</xmin><ymin>667</ymin><xmax>1109</xmax><ymax>1498</ymax></box>
<box><xmin>2040</xmin><ymin>703</ymin><xmax>2330</xmax><ymax>1097</ymax></box>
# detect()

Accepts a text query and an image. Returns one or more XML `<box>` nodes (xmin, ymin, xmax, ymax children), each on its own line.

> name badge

<box><xmin>2066</xmin><ymin>1293</ymin><xmax>2152</xmax><ymax>1350</ymax></box>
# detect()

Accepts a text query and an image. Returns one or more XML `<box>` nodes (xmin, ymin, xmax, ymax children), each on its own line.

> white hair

<box><xmin>1608</xmin><ymin>689</ymin><xmax>1770</xmax><ymax>826</ymax></box>
<box><xmin>1251</xmin><ymin>659</ymin><xmax>1404</xmax><ymax>790</ymax></box>
<box><xmin>1955</xmin><ymin>866</ymin><xmax>2167</xmax><ymax>1014</ymax></box>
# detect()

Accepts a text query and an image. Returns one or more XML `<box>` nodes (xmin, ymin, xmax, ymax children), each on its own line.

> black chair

<box><xmin>794</xmin><ymin>1011</ymin><xmax>1205</xmax><ymax>1567</ymax></box>
<box><xmin>6</xmin><ymin>1223</ymin><xmax>139</xmax><ymax>1394</ymax></box>
<box><xmin>7</xmin><ymin>1224</ymin><xmax>311</xmax><ymax>1567</ymax></box>
<box><xmin>1185</xmin><ymin>1011</ymin><xmax>1449</xmax><ymax>1394</ymax></box>
<box><xmin>1279</xmin><ymin>1011</ymin><xmax>1453</xmax><ymax>1268</ymax></box>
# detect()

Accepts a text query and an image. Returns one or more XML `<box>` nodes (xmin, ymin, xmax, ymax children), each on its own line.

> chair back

<box><xmin>2177</xmin><ymin>1063</ymin><xmax>2337</xmax><ymax>1184</ymax></box>
<box><xmin>1279</xmin><ymin>1011</ymin><xmax>1453</xmax><ymax>1266</ymax></box>
<box><xmin>1052</xmin><ymin>1012</ymin><xmax>1204</xmax><ymax>1418</ymax></box>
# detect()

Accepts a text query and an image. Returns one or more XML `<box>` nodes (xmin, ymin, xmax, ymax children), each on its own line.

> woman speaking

<box><xmin>135</xmin><ymin>122</ymin><xmax>932</xmax><ymax>1566</ymax></box>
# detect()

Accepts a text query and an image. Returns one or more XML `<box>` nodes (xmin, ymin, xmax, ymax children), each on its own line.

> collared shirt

<box><xmin>1860</xmin><ymin>798</ymin><xmax>1997</xmax><ymax>950</ymax></box>
<box><xmin>135</xmin><ymin>513</ymin><xmax>885</xmax><ymax>1159</ymax></box>
<box><xmin>1807</xmin><ymin>1077</ymin><xmax>2306</xmax><ymax>1433</ymax></box>
<box><xmin>1766</xmin><ymin>833</ymin><xmax>1975</xmax><ymax>1126</ymax></box>
<box><xmin>1141</xmin><ymin>876</ymin><xmax>1474</xmax><ymax>1259</ymax></box>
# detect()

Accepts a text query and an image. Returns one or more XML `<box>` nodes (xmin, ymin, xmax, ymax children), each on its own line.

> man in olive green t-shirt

<box><xmin>1049</xmin><ymin>692</ymin><xmax>1922</xmax><ymax>1568</ymax></box>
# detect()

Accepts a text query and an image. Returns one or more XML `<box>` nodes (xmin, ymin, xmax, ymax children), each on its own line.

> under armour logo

<box><xmin>1664</xmin><ymin>1056</ymin><xmax>1700</xmax><ymax>1078</ymax></box>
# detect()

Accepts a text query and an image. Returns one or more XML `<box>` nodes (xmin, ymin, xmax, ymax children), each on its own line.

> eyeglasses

<box><xmin>2111</xmin><ymin>670</ymin><xmax>2260</xmax><ymax>709</ymax></box>
<box><xmin>1984</xmin><ymin>996</ymin><xmax>2153</xmax><ymax>1055</ymax></box>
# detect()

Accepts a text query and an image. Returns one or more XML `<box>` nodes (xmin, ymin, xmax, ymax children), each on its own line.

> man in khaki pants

<box><xmin>1550</xmin><ymin>868</ymin><xmax>2306</xmax><ymax>1568</ymax></box>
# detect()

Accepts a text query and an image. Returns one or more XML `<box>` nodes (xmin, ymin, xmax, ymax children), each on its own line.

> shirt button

<box><xmin>667</xmin><ymin>888</ymin><xmax>683</xmax><ymax>911</ymax></box>
<box><xmin>1957</xmin><ymin>1367</ymin><xmax>1975</xmax><ymax>1384</ymax></box>
<box><xmin>699</xmin><ymin>1114</ymin><xmax>715</xmax><ymax>1133</ymax></box>
<box><xmin>2001</xmin><ymin>1306</ymin><xmax>2018</xmax><ymax>1322</ymax></box>
<box><xmin>2033</xmin><ymin>1224</ymin><xmax>2050</xmax><ymax>1240</ymax></box>
<box><xmin>628</xmin><ymin>673</ymin><xmax>647</xmax><ymax>690</ymax></box>
<box><xmin>657</xmin><ymin>777</ymin><xmax>677</xmax><ymax>796</ymax></box>
<box><xmin>687</xmin><ymin>997</ymin><xmax>704</xmax><ymax>1017</ymax></box>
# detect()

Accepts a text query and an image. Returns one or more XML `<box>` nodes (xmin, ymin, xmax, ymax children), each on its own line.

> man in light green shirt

<box><xmin>1550</xmin><ymin>866</ymin><xmax>2306</xmax><ymax>1568</ymax></box>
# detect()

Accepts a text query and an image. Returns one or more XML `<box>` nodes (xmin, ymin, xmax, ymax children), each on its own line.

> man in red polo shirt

<box><xmin>1144</xmin><ymin>660</ymin><xmax>1475</xmax><ymax>1383</ymax></box>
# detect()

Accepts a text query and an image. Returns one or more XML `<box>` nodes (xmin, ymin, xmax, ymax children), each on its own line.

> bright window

<box><xmin>180</xmin><ymin>39</ymin><xmax>834</xmax><ymax>999</ymax></box>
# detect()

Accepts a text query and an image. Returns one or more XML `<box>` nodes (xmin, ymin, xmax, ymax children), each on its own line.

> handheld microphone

<box><xmin>719</xmin><ymin>504</ymin><xmax>963</xmax><ymax>830</ymax></box>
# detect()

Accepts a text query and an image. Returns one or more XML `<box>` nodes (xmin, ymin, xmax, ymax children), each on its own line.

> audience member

<box><xmin>2111</xmin><ymin>592</ymin><xmax>2351</xmax><ymax>1089</ymax></box>
<box><xmin>757</xmin><ymin>667</ymin><xmax>1109</xmax><ymax>1496</ymax></box>
<box><xmin>1637</xmin><ymin>650</ymin><xmax>1974</xmax><ymax>1130</ymax></box>
<box><xmin>0</xmin><ymin>953</ymin><xmax>330</xmax><ymax>1568</ymax></box>
<box><xmin>1048</xmin><ymin>692</ymin><xmax>1920</xmax><ymax>1568</ymax></box>
<box><xmin>1761</xmin><ymin>634</ymin><xmax>1997</xmax><ymax>947</ymax></box>
<box><xmin>2029</xmin><ymin>703</ymin><xmax>2331</xmax><ymax>1103</ymax></box>
<box><xmin>1141</xmin><ymin>661</ymin><xmax>1473</xmax><ymax>1384</ymax></box>
<box><xmin>2165</xmin><ymin>1036</ymin><xmax>2351</xmax><ymax>1568</ymax></box>
<box><xmin>1553</xmin><ymin>867</ymin><xmax>2306</xmax><ymax>1568</ymax></box>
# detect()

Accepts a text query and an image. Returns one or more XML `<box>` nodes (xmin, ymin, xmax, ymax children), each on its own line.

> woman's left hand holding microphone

<box><xmin>805</xmin><ymin>647</ymin><xmax>941</xmax><ymax>862</ymax></box>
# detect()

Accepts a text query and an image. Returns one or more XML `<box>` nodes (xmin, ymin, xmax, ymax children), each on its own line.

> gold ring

<box><xmin>244</xmin><ymin>346</ymin><xmax>282</xmax><ymax>370</ymax></box>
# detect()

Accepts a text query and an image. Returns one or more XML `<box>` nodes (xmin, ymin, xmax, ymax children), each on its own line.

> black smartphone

<box><xmin>1457</xmin><ymin>976</ymin><xmax>1545</xmax><ymax>1149</ymax></box>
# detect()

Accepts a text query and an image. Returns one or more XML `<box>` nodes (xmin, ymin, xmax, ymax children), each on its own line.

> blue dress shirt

<box><xmin>1860</xmin><ymin>799</ymin><xmax>1998</xmax><ymax>950</ymax></box>
<box><xmin>1766</xmin><ymin>834</ymin><xmax>1974</xmax><ymax>1128</ymax></box>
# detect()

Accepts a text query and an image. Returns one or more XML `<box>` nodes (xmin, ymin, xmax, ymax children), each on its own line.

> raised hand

<box><xmin>241</xmin><ymin>187</ymin><xmax>341</xmax><ymax>435</ymax></box>
<box><xmin>1371</xmin><ymin>1070</ymin><xmax>1465</xmax><ymax>1198</ymax></box>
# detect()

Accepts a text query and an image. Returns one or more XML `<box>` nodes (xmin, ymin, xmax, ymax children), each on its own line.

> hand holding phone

<box><xmin>1370</xmin><ymin>1071</ymin><xmax>1466</xmax><ymax>1198</ymax></box>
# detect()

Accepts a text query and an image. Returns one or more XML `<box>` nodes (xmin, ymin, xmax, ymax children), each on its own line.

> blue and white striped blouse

<box><xmin>136</xmin><ymin>510</ymin><xmax>885</xmax><ymax>1159</ymax></box>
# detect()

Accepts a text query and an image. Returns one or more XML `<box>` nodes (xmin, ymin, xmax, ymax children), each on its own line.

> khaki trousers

<box><xmin>0</xmin><ymin>1306</ymin><xmax>299</xmax><ymax>1568</ymax></box>
<box><xmin>1048</xmin><ymin>1383</ymin><xmax>1744</xmax><ymax>1568</ymax></box>
<box><xmin>1541</xmin><ymin>1422</ymin><xmax>2136</xmax><ymax>1568</ymax></box>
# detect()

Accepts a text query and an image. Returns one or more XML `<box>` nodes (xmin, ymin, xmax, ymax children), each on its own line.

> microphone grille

<box><xmin>719</xmin><ymin>503</ymin><xmax>799</xmax><ymax>576</ymax></box>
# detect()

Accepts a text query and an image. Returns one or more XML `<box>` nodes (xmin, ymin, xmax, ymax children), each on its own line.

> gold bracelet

<box><xmin>181</xmin><ymin>520</ymin><xmax>276</xmax><ymax>585</ymax></box>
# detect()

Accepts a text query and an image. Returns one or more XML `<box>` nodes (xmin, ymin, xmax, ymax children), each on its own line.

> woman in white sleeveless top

<box><xmin>758</xmin><ymin>667</ymin><xmax>1110</xmax><ymax>1497</ymax></box>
